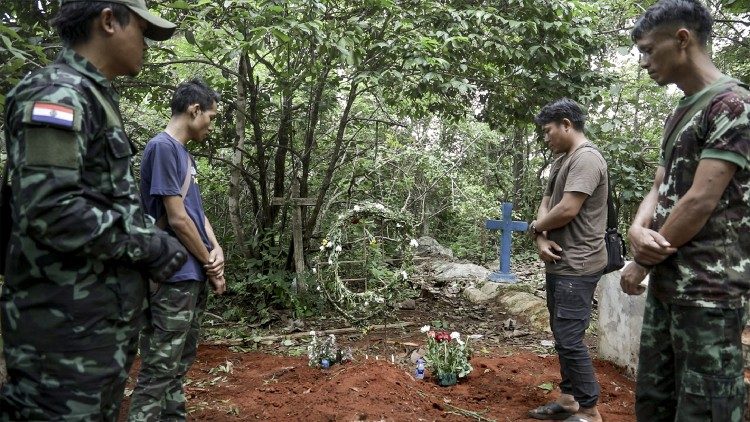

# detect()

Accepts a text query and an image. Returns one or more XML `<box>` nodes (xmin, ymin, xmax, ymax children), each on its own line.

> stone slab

<box><xmin>596</xmin><ymin>264</ymin><xmax>647</xmax><ymax>376</ymax></box>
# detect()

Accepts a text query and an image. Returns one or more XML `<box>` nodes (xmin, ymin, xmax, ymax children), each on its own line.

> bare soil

<box><xmin>160</xmin><ymin>345</ymin><xmax>635</xmax><ymax>421</ymax></box>
<box><xmin>120</xmin><ymin>290</ymin><xmax>637</xmax><ymax>421</ymax></box>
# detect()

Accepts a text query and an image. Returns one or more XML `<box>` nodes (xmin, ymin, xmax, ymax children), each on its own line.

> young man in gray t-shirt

<box><xmin>527</xmin><ymin>98</ymin><xmax>607</xmax><ymax>422</ymax></box>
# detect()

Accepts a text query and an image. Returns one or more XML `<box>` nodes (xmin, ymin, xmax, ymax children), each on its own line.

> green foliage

<box><xmin>4</xmin><ymin>0</ymin><xmax>750</xmax><ymax>324</ymax></box>
<box><xmin>0</xmin><ymin>1</ymin><xmax>56</xmax><ymax>115</ymax></box>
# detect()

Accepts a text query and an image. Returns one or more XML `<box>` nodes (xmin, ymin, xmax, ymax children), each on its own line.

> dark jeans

<box><xmin>546</xmin><ymin>272</ymin><xmax>601</xmax><ymax>408</ymax></box>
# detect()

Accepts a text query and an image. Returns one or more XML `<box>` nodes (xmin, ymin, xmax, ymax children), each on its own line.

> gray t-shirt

<box><xmin>544</xmin><ymin>142</ymin><xmax>608</xmax><ymax>276</ymax></box>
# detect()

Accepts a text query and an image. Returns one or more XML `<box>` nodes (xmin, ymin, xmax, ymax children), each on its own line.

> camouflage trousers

<box><xmin>128</xmin><ymin>280</ymin><xmax>207</xmax><ymax>422</ymax></box>
<box><xmin>0</xmin><ymin>319</ymin><xmax>140</xmax><ymax>421</ymax></box>
<box><xmin>636</xmin><ymin>292</ymin><xmax>747</xmax><ymax>422</ymax></box>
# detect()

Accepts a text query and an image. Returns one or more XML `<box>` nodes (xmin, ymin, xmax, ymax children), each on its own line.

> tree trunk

<box><xmin>229</xmin><ymin>55</ymin><xmax>249</xmax><ymax>257</ymax></box>
<box><xmin>511</xmin><ymin>127</ymin><xmax>525</xmax><ymax>205</ymax></box>
<box><xmin>305</xmin><ymin>82</ymin><xmax>358</xmax><ymax>234</ymax></box>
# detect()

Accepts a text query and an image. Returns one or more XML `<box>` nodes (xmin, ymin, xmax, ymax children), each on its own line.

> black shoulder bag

<box><xmin>580</xmin><ymin>144</ymin><xmax>625</xmax><ymax>274</ymax></box>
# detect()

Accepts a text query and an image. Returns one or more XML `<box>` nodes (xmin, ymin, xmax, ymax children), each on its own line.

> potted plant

<box><xmin>420</xmin><ymin>325</ymin><xmax>473</xmax><ymax>386</ymax></box>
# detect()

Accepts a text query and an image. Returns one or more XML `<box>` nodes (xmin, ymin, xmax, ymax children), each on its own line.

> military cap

<box><xmin>60</xmin><ymin>0</ymin><xmax>177</xmax><ymax>41</ymax></box>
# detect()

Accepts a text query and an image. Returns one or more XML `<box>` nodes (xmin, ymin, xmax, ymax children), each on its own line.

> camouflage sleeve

<box><xmin>8</xmin><ymin>83</ymin><xmax>148</xmax><ymax>262</ymax></box>
<box><xmin>701</xmin><ymin>90</ymin><xmax>750</xmax><ymax>170</ymax></box>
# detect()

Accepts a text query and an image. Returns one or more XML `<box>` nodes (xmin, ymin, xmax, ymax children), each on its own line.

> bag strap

<box><xmin>155</xmin><ymin>152</ymin><xmax>192</xmax><ymax>229</ymax></box>
<box><xmin>578</xmin><ymin>144</ymin><xmax>618</xmax><ymax>230</ymax></box>
<box><xmin>661</xmin><ymin>79</ymin><xmax>738</xmax><ymax>165</ymax></box>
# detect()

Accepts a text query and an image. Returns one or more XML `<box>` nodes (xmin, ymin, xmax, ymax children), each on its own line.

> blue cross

<box><xmin>485</xmin><ymin>202</ymin><xmax>528</xmax><ymax>283</ymax></box>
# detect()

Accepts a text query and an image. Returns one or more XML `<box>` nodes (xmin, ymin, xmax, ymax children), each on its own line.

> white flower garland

<box><xmin>316</xmin><ymin>202</ymin><xmax>417</xmax><ymax>324</ymax></box>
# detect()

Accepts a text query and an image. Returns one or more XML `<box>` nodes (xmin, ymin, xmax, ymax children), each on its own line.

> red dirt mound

<box><xmin>166</xmin><ymin>345</ymin><xmax>635</xmax><ymax>421</ymax></box>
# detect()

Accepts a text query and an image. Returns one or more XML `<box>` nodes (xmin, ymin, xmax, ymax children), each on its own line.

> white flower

<box><xmin>400</xmin><ymin>270</ymin><xmax>408</xmax><ymax>280</ymax></box>
<box><xmin>328</xmin><ymin>258</ymin><xmax>333</xmax><ymax>265</ymax></box>
<box><xmin>310</xmin><ymin>331</ymin><xmax>316</xmax><ymax>336</ymax></box>
<box><xmin>316</xmin><ymin>285</ymin><xmax>321</xmax><ymax>291</ymax></box>
<box><xmin>450</xmin><ymin>331</ymin><xmax>460</xmax><ymax>340</ymax></box>
<box><xmin>396</xmin><ymin>223</ymin><xmax>402</xmax><ymax>228</ymax></box>
<box><xmin>420</xmin><ymin>325</ymin><xmax>431</xmax><ymax>333</ymax></box>
<box><xmin>319</xmin><ymin>245</ymin><xmax>325</xmax><ymax>251</ymax></box>
<box><xmin>335</xmin><ymin>245</ymin><xmax>342</xmax><ymax>252</ymax></box>
<box><xmin>374</xmin><ymin>203</ymin><xmax>385</xmax><ymax>211</ymax></box>
<box><xmin>354</xmin><ymin>205</ymin><xmax>361</xmax><ymax>212</ymax></box>
<box><xmin>326</xmin><ymin>241</ymin><xmax>334</xmax><ymax>248</ymax></box>
<box><xmin>364</xmin><ymin>301</ymin><xmax>369</xmax><ymax>306</ymax></box>
<box><xmin>312</xmin><ymin>268</ymin><xmax>317</xmax><ymax>274</ymax></box>
<box><xmin>410</xmin><ymin>239</ymin><xmax>419</xmax><ymax>248</ymax></box>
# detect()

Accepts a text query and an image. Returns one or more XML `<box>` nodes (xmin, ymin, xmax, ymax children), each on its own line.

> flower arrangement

<box><xmin>307</xmin><ymin>332</ymin><xmax>352</xmax><ymax>368</ymax></box>
<box><xmin>315</xmin><ymin>202</ymin><xmax>418</xmax><ymax>325</ymax></box>
<box><xmin>420</xmin><ymin>325</ymin><xmax>473</xmax><ymax>386</ymax></box>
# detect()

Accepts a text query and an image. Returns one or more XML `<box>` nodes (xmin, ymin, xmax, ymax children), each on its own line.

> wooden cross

<box><xmin>271</xmin><ymin>179</ymin><xmax>316</xmax><ymax>276</ymax></box>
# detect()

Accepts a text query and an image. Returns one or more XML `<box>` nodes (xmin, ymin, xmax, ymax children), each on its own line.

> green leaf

<box><xmin>168</xmin><ymin>0</ymin><xmax>190</xmax><ymax>9</ymax></box>
<box><xmin>185</xmin><ymin>31</ymin><xmax>196</xmax><ymax>45</ymax></box>
<box><xmin>271</xmin><ymin>28</ymin><xmax>290</xmax><ymax>43</ymax></box>
<box><xmin>537</xmin><ymin>382</ymin><xmax>554</xmax><ymax>392</ymax></box>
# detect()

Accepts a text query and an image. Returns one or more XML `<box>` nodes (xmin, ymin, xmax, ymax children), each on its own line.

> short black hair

<box><xmin>50</xmin><ymin>2</ymin><xmax>131</xmax><ymax>47</ymax></box>
<box><xmin>631</xmin><ymin>0</ymin><xmax>713</xmax><ymax>47</ymax></box>
<box><xmin>534</xmin><ymin>98</ymin><xmax>586</xmax><ymax>131</ymax></box>
<box><xmin>170</xmin><ymin>78</ymin><xmax>221</xmax><ymax>116</ymax></box>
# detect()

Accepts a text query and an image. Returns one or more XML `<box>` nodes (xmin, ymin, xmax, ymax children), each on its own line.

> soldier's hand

<box><xmin>628</xmin><ymin>225</ymin><xmax>676</xmax><ymax>265</ymax></box>
<box><xmin>620</xmin><ymin>262</ymin><xmax>648</xmax><ymax>296</ymax></box>
<box><xmin>141</xmin><ymin>232</ymin><xmax>188</xmax><ymax>283</ymax></box>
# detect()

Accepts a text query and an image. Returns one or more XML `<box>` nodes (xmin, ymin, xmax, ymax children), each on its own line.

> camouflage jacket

<box><xmin>1</xmin><ymin>49</ymin><xmax>156</xmax><ymax>351</ymax></box>
<box><xmin>651</xmin><ymin>76</ymin><xmax>750</xmax><ymax>309</ymax></box>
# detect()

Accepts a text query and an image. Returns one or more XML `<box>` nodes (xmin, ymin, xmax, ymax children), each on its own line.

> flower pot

<box><xmin>437</xmin><ymin>372</ymin><xmax>457</xmax><ymax>387</ymax></box>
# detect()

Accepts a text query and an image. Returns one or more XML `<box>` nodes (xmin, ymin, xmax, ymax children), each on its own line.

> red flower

<box><xmin>435</xmin><ymin>331</ymin><xmax>451</xmax><ymax>342</ymax></box>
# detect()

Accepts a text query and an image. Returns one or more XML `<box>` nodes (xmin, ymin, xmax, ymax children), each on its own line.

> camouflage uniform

<box><xmin>128</xmin><ymin>280</ymin><xmax>208</xmax><ymax>421</ymax></box>
<box><xmin>0</xmin><ymin>48</ymin><xmax>161</xmax><ymax>420</ymax></box>
<box><xmin>637</xmin><ymin>77</ymin><xmax>750</xmax><ymax>421</ymax></box>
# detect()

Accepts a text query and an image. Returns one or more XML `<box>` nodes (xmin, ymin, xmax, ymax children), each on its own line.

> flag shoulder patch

<box><xmin>22</xmin><ymin>101</ymin><xmax>80</xmax><ymax>131</ymax></box>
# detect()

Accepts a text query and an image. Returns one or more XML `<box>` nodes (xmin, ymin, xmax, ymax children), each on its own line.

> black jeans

<box><xmin>546</xmin><ymin>272</ymin><xmax>601</xmax><ymax>408</ymax></box>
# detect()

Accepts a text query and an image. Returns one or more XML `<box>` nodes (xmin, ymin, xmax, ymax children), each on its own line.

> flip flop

<box><xmin>527</xmin><ymin>402</ymin><xmax>574</xmax><ymax>420</ymax></box>
<box><xmin>563</xmin><ymin>417</ymin><xmax>593</xmax><ymax>422</ymax></box>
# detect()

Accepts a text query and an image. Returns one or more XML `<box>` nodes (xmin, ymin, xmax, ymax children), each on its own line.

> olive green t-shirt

<box><xmin>544</xmin><ymin>142</ymin><xmax>608</xmax><ymax>276</ymax></box>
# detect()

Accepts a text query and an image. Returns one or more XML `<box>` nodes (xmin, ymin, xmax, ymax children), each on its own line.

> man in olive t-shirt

<box><xmin>527</xmin><ymin>98</ymin><xmax>607</xmax><ymax>422</ymax></box>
